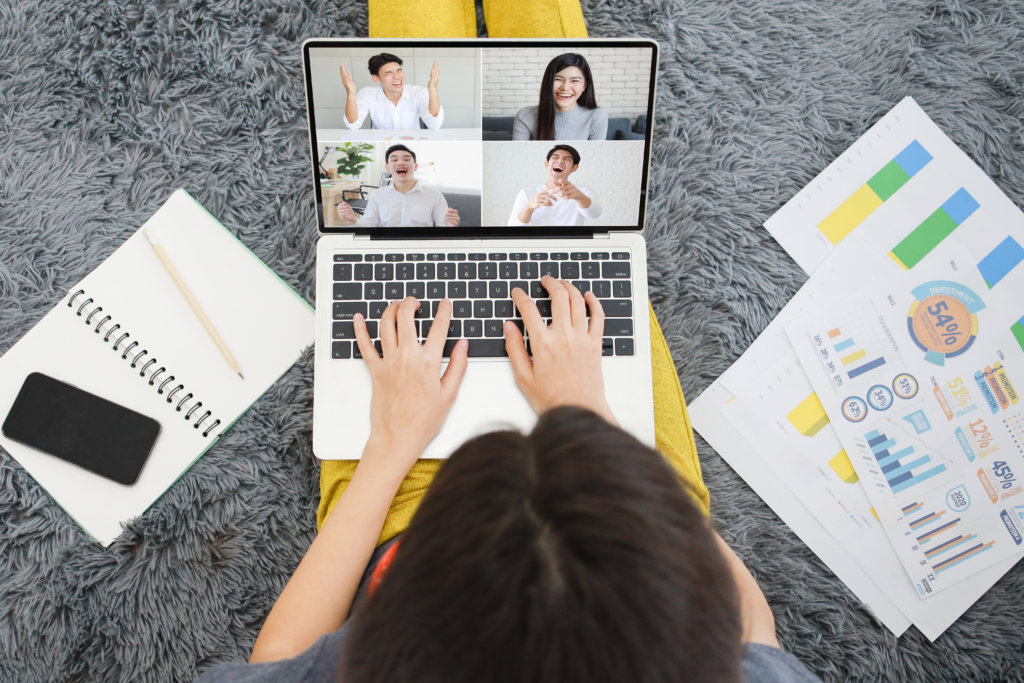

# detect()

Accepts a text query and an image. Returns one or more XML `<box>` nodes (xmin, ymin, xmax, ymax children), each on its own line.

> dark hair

<box><xmin>342</xmin><ymin>407</ymin><xmax>743</xmax><ymax>682</ymax></box>
<box><xmin>546</xmin><ymin>144</ymin><xmax>580</xmax><ymax>166</ymax></box>
<box><xmin>368</xmin><ymin>52</ymin><xmax>403</xmax><ymax>77</ymax></box>
<box><xmin>536</xmin><ymin>53</ymin><xmax>598</xmax><ymax>141</ymax></box>
<box><xmin>384</xmin><ymin>144</ymin><xmax>416</xmax><ymax>163</ymax></box>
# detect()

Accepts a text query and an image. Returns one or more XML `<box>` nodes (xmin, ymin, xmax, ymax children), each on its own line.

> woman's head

<box><xmin>342</xmin><ymin>407</ymin><xmax>744</xmax><ymax>682</ymax></box>
<box><xmin>536</xmin><ymin>53</ymin><xmax>598</xmax><ymax>140</ymax></box>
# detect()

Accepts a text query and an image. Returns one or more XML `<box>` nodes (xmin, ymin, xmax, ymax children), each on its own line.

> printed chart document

<box><xmin>690</xmin><ymin>97</ymin><xmax>1024</xmax><ymax>640</ymax></box>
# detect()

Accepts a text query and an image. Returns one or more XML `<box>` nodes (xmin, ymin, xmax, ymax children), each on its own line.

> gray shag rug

<box><xmin>1</xmin><ymin>0</ymin><xmax>1023</xmax><ymax>680</ymax></box>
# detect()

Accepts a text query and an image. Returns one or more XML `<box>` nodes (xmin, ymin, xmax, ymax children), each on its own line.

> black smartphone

<box><xmin>2</xmin><ymin>372</ymin><xmax>161</xmax><ymax>485</ymax></box>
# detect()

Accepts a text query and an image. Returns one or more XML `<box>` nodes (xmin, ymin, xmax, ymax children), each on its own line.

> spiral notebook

<box><xmin>0</xmin><ymin>190</ymin><xmax>314</xmax><ymax>545</ymax></box>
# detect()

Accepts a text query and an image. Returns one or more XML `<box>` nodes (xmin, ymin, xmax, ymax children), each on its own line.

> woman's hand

<box><xmin>504</xmin><ymin>276</ymin><xmax>616</xmax><ymax>424</ymax></box>
<box><xmin>354</xmin><ymin>297</ymin><xmax>469</xmax><ymax>469</ymax></box>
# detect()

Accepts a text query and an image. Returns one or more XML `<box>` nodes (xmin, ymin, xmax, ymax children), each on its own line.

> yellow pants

<box><xmin>318</xmin><ymin>0</ymin><xmax>709</xmax><ymax>545</ymax></box>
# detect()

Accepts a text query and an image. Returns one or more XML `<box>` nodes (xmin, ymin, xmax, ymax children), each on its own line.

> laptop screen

<box><xmin>302</xmin><ymin>39</ymin><xmax>658</xmax><ymax>238</ymax></box>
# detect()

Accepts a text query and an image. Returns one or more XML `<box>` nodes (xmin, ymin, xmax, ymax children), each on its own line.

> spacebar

<box><xmin>442</xmin><ymin>339</ymin><xmax>509</xmax><ymax>358</ymax></box>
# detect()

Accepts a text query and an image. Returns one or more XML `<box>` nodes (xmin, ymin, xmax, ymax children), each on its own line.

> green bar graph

<box><xmin>889</xmin><ymin>188</ymin><xmax>980</xmax><ymax>270</ymax></box>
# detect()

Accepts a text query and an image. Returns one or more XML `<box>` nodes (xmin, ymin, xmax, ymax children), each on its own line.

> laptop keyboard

<box><xmin>330</xmin><ymin>250</ymin><xmax>636</xmax><ymax>359</ymax></box>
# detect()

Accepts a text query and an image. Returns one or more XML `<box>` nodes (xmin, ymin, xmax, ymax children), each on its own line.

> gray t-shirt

<box><xmin>512</xmin><ymin>105</ymin><xmax>609</xmax><ymax>141</ymax></box>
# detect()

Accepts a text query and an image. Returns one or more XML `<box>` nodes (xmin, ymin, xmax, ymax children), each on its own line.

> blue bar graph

<box><xmin>866</xmin><ymin>429</ymin><xmax>947</xmax><ymax>493</ymax></box>
<box><xmin>977</xmin><ymin>236</ymin><xmax>1024</xmax><ymax>288</ymax></box>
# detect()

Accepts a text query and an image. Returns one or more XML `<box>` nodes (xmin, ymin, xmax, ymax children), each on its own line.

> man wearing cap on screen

<box><xmin>508</xmin><ymin>144</ymin><xmax>601</xmax><ymax>226</ymax></box>
<box><xmin>340</xmin><ymin>53</ymin><xmax>444</xmax><ymax>130</ymax></box>
<box><xmin>337</xmin><ymin>145</ymin><xmax>459</xmax><ymax>227</ymax></box>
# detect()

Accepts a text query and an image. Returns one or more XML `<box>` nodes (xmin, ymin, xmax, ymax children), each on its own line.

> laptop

<box><xmin>302</xmin><ymin>38</ymin><xmax>659</xmax><ymax>459</ymax></box>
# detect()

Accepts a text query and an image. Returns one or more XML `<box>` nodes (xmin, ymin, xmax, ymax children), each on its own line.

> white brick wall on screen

<box><xmin>482</xmin><ymin>47</ymin><xmax>651</xmax><ymax>119</ymax></box>
<box><xmin>482</xmin><ymin>141</ymin><xmax>646</xmax><ymax>227</ymax></box>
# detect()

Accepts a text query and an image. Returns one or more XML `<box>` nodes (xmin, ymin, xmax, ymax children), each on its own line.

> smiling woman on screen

<box><xmin>512</xmin><ymin>53</ymin><xmax>608</xmax><ymax>141</ymax></box>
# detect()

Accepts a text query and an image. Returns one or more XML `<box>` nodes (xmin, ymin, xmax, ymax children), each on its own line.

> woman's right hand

<box><xmin>504</xmin><ymin>276</ymin><xmax>616</xmax><ymax>424</ymax></box>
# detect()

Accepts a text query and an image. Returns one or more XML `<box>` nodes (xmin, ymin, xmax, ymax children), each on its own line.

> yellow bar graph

<box><xmin>818</xmin><ymin>184</ymin><xmax>884</xmax><ymax>245</ymax></box>
<box><xmin>786</xmin><ymin>392</ymin><xmax>830</xmax><ymax>437</ymax></box>
<box><xmin>840</xmin><ymin>349</ymin><xmax>867</xmax><ymax>366</ymax></box>
<box><xmin>828</xmin><ymin>450</ymin><xmax>859</xmax><ymax>484</ymax></box>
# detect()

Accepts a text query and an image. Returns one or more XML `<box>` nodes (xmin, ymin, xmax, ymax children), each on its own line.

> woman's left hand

<box><xmin>353</xmin><ymin>297</ymin><xmax>468</xmax><ymax>469</ymax></box>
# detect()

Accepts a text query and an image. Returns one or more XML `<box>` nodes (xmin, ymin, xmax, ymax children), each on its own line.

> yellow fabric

<box><xmin>368</xmin><ymin>0</ymin><xmax>588</xmax><ymax>38</ymax></box>
<box><xmin>318</xmin><ymin>306</ymin><xmax>711</xmax><ymax>541</ymax></box>
<box><xmin>318</xmin><ymin>1</ymin><xmax>709</xmax><ymax>543</ymax></box>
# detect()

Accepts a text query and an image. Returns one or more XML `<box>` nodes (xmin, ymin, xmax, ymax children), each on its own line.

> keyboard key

<box><xmin>529</xmin><ymin>252</ymin><xmax>548</xmax><ymax>260</ymax></box>
<box><xmin>550</xmin><ymin>252</ymin><xmax>569</xmax><ymax>260</ymax></box>
<box><xmin>427</xmin><ymin>281</ymin><xmax>446</xmax><ymax>299</ymax></box>
<box><xmin>406</xmin><ymin>253</ymin><xmax>425</xmax><ymax>261</ymax></box>
<box><xmin>447</xmin><ymin>253</ymin><xmax>466</xmax><ymax>261</ymax></box>
<box><xmin>468</xmin><ymin>252</ymin><xmax>486</xmax><ymax>261</ymax></box>
<box><xmin>333</xmin><ymin>320</ymin><xmax>378</xmax><ymax>339</ymax></box>
<box><xmin>581</xmin><ymin>262</ymin><xmax>601</xmax><ymax>278</ymax></box>
<box><xmin>437</xmin><ymin>263</ymin><xmax>457</xmax><ymax>279</ymax></box>
<box><xmin>416</xmin><ymin>263</ymin><xmax>435</xmax><ymax>280</ymax></box>
<box><xmin>354</xmin><ymin>263</ymin><xmax>374</xmax><ymax>280</ymax></box>
<box><xmin>474</xmin><ymin>300</ymin><xmax>493</xmax><ymax>318</ymax></box>
<box><xmin>421</xmin><ymin>319</ymin><xmax>433</xmax><ymax>337</ymax></box>
<box><xmin>509</xmin><ymin>319</ymin><xmax>525</xmax><ymax>336</ymax></box>
<box><xmin>591</xmin><ymin>252</ymin><xmax>609</xmax><ymax>260</ymax></box>
<box><xmin>453</xmin><ymin>300</ymin><xmax>472</xmax><ymax>318</ymax></box>
<box><xmin>431</xmin><ymin>301</ymin><xmax>442</xmax><ymax>316</ymax></box>
<box><xmin>540</xmin><ymin>262</ymin><xmax>559</xmax><ymax>278</ymax></box>
<box><xmin>385</xmin><ymin>282</ymin><xmax>404</xmax><ymax>299</ymax></box>
<box><xmin>364</xmin><ymin>282</ymin><xmax>384</xmax><ymax>299</ymax></box>
<box><xmin>369</xmin><ymin>301</ymin><xmax>388</xmax><ymax>318</ymax></box>
<box><xmin>570</xmin><ymin>252</ymin><xmax>588</xmax><ymax>260</ymax></box>
<box><xmin>427</xmin><ymin>253</ymin><xmax>445</xmax><ymax>261</ymax></box>
<box><xmin>615</xmin><ymin>338</ymin><xmax>635</xmax><ymax>356</ymax></box>
<box><xmin>333</xmin><ymin>283</ymin><xmax>362</xmax><ymax>300</ymax></box>
<box><xmin>602</xmin><ymin>338</ymin><xmax>614</xmax><ymax>356</ymax></box>
<box><xmin>488</xmin><ymin>253</ymin><xmax>508</xmax><ymax>261</ymax></box>
<box><xmin>591</xmin><ymin>281</ymin><xmax>611</xmax><ymax>298</ymax></box>
<box><xmin>560</xmin><ymin>262</ymin><xmax>580</xmax><ymax>279</ymax></box>
<box><xmin>614</xmin><ymin>281</ymin><xmax>632</xmax><ymax>298</ymax></box>
<box><xmin>529</xmin><ymin>281</ymin><xmax>546</xmax><ymax>299</ymax></box>
<box><xmin>334</xmin><ymin>254</ymin><xmax>362</xmax><ymax>262</ymax></box>
<box><xmin>485</xmin><ymin>320</ymin><xmax>504</xmax><ymax>337</ymax></box>
<box><xmin>509</xmin><ymin>253</ymin><xmax>528</xmax><ymax>260</ymax></box>
<box><xmin>519</xmin><ymin>262</ymin><xmax>538</xmax><ymax>279</ymax></box>
<box><xmin>478</xmin><ymin>262</ymin><xmax>497</xmax><ymax>279</ymax></box>
<box><xmin>489</xmin><ymin>281</ymin><xmax>509</xmax><ymax>298</ymax></box>
<box><xmin>466</xmin><ymin>339</ymin><xmax>508</xmax><ymax>357</ymax></box>
<box><xmin>396</xmin><ymin>263</ymin><xmax>415</xmax><ymax>280</ymax></box>
<box><xmin>464</xmin><ymin>320</ymin><xmax>483</xmax><ymax>337</ymax></box>
<box><xmin>468</xmin><ymin>282</ymin><xmax>488</xmax><ymax>299</ymax></box>
<box><xmin>365</xmin><ymin>253</ymin><xmax>384</xmax><ymax>262</ymax></box>
<box><xmin>458</xmin><ymin>262</ymin><xmax>477</xmax><ymax>279</ymax></box>
<box><xmin>536</xmin><ymin>300</ymin><xmax>552</xmax><ymax>317</ymax></box>
<box><xmin>612</xmin><ymin>252</ymin><xmax>630</xmax><ymax>260</ymax></box>
<box><xmin>385</xmin><ymin>253</ymin><xmax>404</xmax><ymax>262</ymax></box>
<box><xmin>602</xmin><ymin>262</ymin><xmax>631</xmax><ymax>278</ymax></box>
<box><xmin>448</xmin><ymin>320</ymin><xmax>462</xmax><ymax>337</ymax></box>
<box><xmin>332</xmin><ymin>341</ymin><xmax>352</xmax><ymax>358</ymax></box>
<box><xmin>602</xmin><ymin>299</ymin><xmax>633</xmax><ymax>317</ymax></box>
<box><xmin>407</xmin><ymin>282</ymin><xmax>425</xmax><ymax>299</ymax></box>
<box><xmin>494</xmin><ymin>300</ymin><xmax>514</xmax><ymax>318</ymax></box>
<box><xmin>499</xmin><ymin>262</ymin><xmax>517</xmax><ymax>279</ymax></box>
<box><xmin>605</xmin><ymin>319</ymin><xmax>634</xmax><ymax>337</ymax></box>
<box><xmin>333</xmin><ymin>302</ymin><xmax>367</xmax><ymax>320</ymax></box>
<box><xmin>415</xmin><ymin>302</ymin><xmax>430</xmax><ymax>319</ymax></box>
<box><xmin>333</xmin><ymin>263</ymin><xmax>352</xmax><ymax>280</ymax></box>
<box><xmin>374</xmin><ymin>263</ymin><xmax>394</xmax><ymax>280</ymax></box>
<box><xmin>571</xmin><ymin>280</ymin><xmax>590</xmax><ymax>294</ymax></box>
<box><xmin>447</xmin><ymin>281</ymin><xmax>467</xmax><ymax>298</ymax></box>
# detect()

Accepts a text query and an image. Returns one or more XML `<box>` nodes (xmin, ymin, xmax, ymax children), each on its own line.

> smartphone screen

<box><xmin>2</xmin><ymin>372</ymin><xmax>160</xmax><ymax>485</ymax></box>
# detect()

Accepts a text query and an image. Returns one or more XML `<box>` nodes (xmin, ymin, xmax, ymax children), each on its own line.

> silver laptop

<box><xmin>303</xmin><ymin>38</ymin><xmax>658</xmax><ymax>459</ymax></box>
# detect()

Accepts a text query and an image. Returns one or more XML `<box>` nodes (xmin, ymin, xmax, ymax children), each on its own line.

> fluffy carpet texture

<box><xmin>1</xmin><ymin>0</ymin><xmax>1022</xmax><ymax>680</ymax></box>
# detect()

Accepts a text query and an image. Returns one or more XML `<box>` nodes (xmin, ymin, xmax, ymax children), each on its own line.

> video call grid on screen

<box><xmin>303</xmin><ymin>39</ymin><xmax>658</xmax><ymax>237</ymax></box>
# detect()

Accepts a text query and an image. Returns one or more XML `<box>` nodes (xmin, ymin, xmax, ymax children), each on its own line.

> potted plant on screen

<box><xmin>334</xmin><ymin>142</ymin><xmax>375</xmax><ymax>180</ymax></box>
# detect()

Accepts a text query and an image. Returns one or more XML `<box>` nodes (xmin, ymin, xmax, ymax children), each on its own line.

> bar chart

<box><xmin>866</xmin><ymin>428</ymin><xmax>947</xmax><ymax>494</ymax></box>
<box><xmin>902</xmin><ymin>501</ymin><xmax>995</xmax><ymax>574</ymax></box>
<box><xmin>827</xmin><ymin>327</ymin><xmax>887</xmax><ymax>381</ymax></box>
<box><xmin>817</xmin><ymin>140</ymin><xmax>933</xmax><ymax>246</ymax></box>
<box><xmin>889</xmin><ymin>188</ymin><xmax>980</xmax><ymax>270</ymax></box>
<box><xmin>786</xmin><ymin>392</ymin><xmax>830</xmax><ymax>437</ymax></box>
<box><xmin>977</xmin><ymin>236</ymin><xmax>1024</xmax><ymax>288</ymax></box>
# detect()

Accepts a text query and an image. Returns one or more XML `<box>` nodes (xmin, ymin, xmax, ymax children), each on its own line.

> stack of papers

<box><xmin>690</xmin><ymin>97</ymin><xmax>1024</xmax><ymax>640</ymax></box>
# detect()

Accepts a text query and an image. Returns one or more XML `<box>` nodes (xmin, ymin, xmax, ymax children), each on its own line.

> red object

<box><xmin>368</xmin><ymin>541</ymin><xmax>400</xmax><ymax>596</ymax></box>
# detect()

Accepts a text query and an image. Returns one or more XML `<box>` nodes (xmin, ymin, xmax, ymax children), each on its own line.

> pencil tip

<box><xmin>238</xmin><ymin>372</ymin><xmax>245</xmax><ymax>380</ymax></box>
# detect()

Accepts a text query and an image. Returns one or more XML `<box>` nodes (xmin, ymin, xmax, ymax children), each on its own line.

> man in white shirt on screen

<box><xmin>339</xmin><ymin>53</ymin><xmax>444</xmax><ymax>130</ymax></box>
<box><xmin>508</xmin><ymin>145</ymin><xmax>601</xmax><ymax>226</ymax></box>
<box><xmin>337</xmin><ymin>145</ymin><xmax>460</xmax><ymax>227</ymax></box>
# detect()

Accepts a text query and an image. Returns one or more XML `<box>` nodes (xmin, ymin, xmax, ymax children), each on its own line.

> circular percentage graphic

<box><xmin>906</xmin><ymin>281</ymin><xmax>984</xmax><ymax>365</ymax></box>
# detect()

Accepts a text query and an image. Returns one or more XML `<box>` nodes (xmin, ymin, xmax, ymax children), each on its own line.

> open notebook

<box><xmin>0</xmin><ymin>190</ymin><xmax>314</xmax><ymax>545</ymax></box>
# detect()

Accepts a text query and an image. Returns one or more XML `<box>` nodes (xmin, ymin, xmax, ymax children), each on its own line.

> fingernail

<box><xmin>353</xmin><ymin>313</ymin><xmax>363</xmax><ymax>321</ymax></box>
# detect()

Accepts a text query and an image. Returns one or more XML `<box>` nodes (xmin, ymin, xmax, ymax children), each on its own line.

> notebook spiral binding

<box><xmin>68</xmin><ymin>289</ymin><xmax>222</xmax><ymax>438</ymax></box>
